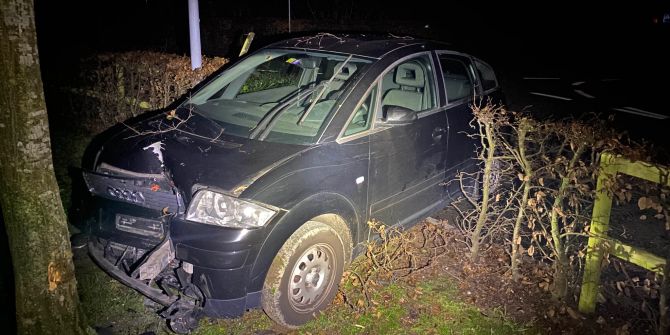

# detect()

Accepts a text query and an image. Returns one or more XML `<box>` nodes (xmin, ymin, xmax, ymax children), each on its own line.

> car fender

<box><xmin>247</xmin><ymin>191</ymin><xmax>359</xmax><ymax>292</ymax></box>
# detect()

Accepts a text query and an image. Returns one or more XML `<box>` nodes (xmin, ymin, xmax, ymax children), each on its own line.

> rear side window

<box><xmin>474</xmin><ymin>59</ymin><xmax>497</xmax><ymax>92</ymax></box>
<box><xmin>438</xmin><ymin>56</ymin><xmax>474</xmax><ymax>103</ymax></box>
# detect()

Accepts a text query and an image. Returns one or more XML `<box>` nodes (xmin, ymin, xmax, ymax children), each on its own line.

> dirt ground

<box><xmin>419</xmin><ymin>205</ymin><xmax>665</xmax><ymax>335</ymax></box>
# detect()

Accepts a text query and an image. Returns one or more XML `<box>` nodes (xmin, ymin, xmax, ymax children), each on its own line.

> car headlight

<box><xmin>186</xmin><ymin>190</ymin><xmax>276</xmax><ymax>228</ymax></box>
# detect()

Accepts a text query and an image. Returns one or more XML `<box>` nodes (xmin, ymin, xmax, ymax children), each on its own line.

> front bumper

<box><xmin>84</xmin><ymin>165</ymin><xmax>282</xmax><ymax>318</ymax></box>
<box><xmin>88</xmin><ymin>238</ymin><xmax>177</xmax><ymax>306</ymax></box>
<box><xmin>88</xmin><ymin>212</ymin><xmax>280</xmax><ymax>318</ymax></box>
<box><xmin>169</xmin><ymin>216</ymin><xmax>276</xmax><ymax>317</ymax></box>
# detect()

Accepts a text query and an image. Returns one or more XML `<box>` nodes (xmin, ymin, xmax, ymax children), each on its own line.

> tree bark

<box><xmin>549</xmin><ymin>145</ymin><xmax>585</xmax><ymax>300</ymax></box>
<box><xmin>470</xmin><ymin>117</ymin><xmax>495</xmax><ymax>262</ymax></box>
<box><xmin>0</xmin><ymin>0</ymin><xmax>88</xmax><ymax>334</ymax></box>
<box><xmin>510</xmin><ymin>119</ymin><xmax>532</xmax><ymax>281</ymax></box>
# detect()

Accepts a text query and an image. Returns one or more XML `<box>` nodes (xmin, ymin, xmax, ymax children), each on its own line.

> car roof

<box><xmin>265</xmin><ymin>33</ymin><xmax>454</xmax><ymax>59</ymax></box>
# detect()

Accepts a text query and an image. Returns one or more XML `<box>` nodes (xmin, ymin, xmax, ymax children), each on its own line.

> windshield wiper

<box><xmin>248</xmin><ymin>83</ymin><xmax>325</xmax><ymax>139</ymax></box>
<box><xmin>252</xmin><ymin>55</ymin><xmax>354</xmax><ymax>141</ymax></box>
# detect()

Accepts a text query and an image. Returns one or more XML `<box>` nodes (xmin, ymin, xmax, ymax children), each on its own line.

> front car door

<box><xmin>368</xmin><ymin>53</ymin><xmax>448</xmax><ymax>227</ymax></box>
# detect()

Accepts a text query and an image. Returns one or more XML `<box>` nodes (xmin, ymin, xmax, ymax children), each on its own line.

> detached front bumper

<box><xmin>88</xmin><ymin>238</ymin><xmax>177</xmax><ymax>306</ymax></box>
<box><xmin>88</xmin><ymin>213</ymin><xmax>277</xmax><ymax>318</ymax></box>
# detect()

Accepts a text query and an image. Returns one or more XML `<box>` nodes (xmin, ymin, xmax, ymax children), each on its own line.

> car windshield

<box><xmin>184</xmin><ymin>49</ymin><xmax>371</xmax><ymax>145</ymax></box>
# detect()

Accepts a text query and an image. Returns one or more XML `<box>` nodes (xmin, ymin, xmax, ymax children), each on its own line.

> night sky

<box><xmin>33</xmin><ymin>1</ymin><xmax>668</xmax><ymax>62</ymax></box>
<box><xmin>29</xmin><ymin>0</ymin><xmax>670</xmax><ymax>147</ymax></box>
<box><xmin>32</xmin><ymin>0</ymin><xmax>670</xmax><ymax>125</ymax></box>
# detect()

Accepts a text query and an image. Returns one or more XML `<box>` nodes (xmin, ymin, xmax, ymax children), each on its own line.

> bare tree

<box><xmin>0</xmin><ymin>0</ymin><xmax>88</xmax><ymax>333</ymax></box>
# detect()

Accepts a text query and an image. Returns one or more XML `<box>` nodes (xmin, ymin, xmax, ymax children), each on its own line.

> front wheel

<box><xmin>262</xmin><ymin>221</ymin><xmax>346</xmax><ymax>328</ymax></box>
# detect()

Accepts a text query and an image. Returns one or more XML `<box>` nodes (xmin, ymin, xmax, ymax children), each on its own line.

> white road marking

<box><xmin>356</xmin><ymin>176</ymin><xmax>365</xmax><ymax>184</ymax></box>
<box><xmin>623</xmin><ymin>106</ymin><xmax>653</xmax><ymax>114</ymax></box>
<box><xmin>523</xmin><ymin>77</ymin><xmax>561</xmax><ymax>80</ymax></box>
<box><xmin>571</xmin><ymin>81</ymin><xmax>585</xmax><ymax>86</ymax></box>
<box><xmin>573</xmin><ymin>89</ymin><xmax>595</xmax><ymax>99</ymax></box>
<box><xmin>529</xmin><ymin>92</ymin><xmax>573</xmax><ymax>101</ymax></box>
<box><xmin>613</xmin><ymin>107</ymin><xmax>668</xmax><ymax>120</ymax></box>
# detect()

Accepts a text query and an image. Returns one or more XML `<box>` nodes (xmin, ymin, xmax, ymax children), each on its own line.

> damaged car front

<box><xmin>83</xmin><ymin>47</ymin><xmax>372</xmax><ymax>332</ymax></box>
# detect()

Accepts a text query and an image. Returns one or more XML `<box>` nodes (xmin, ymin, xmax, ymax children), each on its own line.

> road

<box><xmin>502</xmin><ymin>74</ymin><xmax>669</xmax><ymax>151</ymax></box>
<box><xmin>475</xmin><ymin>24</ymin><xmax>670</xmax><ymax>158</ymax></box>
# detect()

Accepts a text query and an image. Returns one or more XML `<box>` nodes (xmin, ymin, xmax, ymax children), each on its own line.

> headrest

<box><xmin>333</xmin><ymin>62</ymin><xmax>358</xmax><ymax>81</ymax></box>
<box><xmin>394</xmin><ymin>62</ymin><xmax>424</xmax><ymax>88</ymax></box>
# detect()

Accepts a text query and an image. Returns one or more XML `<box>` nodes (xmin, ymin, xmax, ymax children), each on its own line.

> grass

<box><xmin>77</xmin><ymin>251</ymin><xmax>537</xmax><ymax>335</ymax></box>
<box><xmin>74</xmin><ymin>251</ymin><xmax>168</xmax><ymax>334</ymax></box>
<box><xmin>295</xmin><ymin>277</ymin><xmax>535</xmax><ymax>335</ymax></box>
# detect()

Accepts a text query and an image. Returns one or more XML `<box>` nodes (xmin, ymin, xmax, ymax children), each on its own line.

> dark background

<box><xmin>32</xmin><ymin>0</ymin><xmax>670</xmax><ymax>77</ymax></box>
<box><xmin>1</xmin><ymin>0</ymin><xmax>669</xmax><ymax>332</ymax></box>
<box><xmin>31</xmin><ymin>0</ymin><xmax>670</xmax><ymax>142</ymax></box>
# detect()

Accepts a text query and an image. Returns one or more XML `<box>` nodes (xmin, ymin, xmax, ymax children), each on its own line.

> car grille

<box><xmin>83</xmin><ymin>164</ymin><xmax>183</xmax><ymax>213</ymax></box>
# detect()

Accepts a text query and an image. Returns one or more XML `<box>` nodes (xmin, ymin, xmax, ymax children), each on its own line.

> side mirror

<box><xmin>381</xmin><ymin>105</ymin><xmax>418</xmax><ymax>125</ymax></box>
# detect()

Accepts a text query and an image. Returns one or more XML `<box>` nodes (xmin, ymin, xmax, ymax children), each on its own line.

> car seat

<box><xmin>381</xmin><ymin>62</ymin><xmax>425</xmax><ymax>111</ymax></box>
<box><xmin>324</xmin><ymin>62</ymin><xmax>358</xmax><ymax>100</ymax></box>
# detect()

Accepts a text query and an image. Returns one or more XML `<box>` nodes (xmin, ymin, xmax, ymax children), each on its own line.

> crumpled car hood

<box><xmin>96</xmin><ymin>109</ymin><xmax>308</xmax><ymax>200</ymax></box>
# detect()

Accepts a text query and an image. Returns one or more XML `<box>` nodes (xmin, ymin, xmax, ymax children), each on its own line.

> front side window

<box><xmin>184</xmin><ymin>49</ymin><xmax>371</xmax><ymax>144</ymax></box>
<box><xmin>343</xmin><ymin>85</ymin><xmax>378</xmax><ymax>136</ymax></box>
<box><xmin>380</xmin><ymin>55</ymin><xmax>436</xmax><ymax>114</ymax></box>
<box><xmin>438</xmin><ymin>56</ymin><xmax>475</xmax><ymax>103</ymax></box>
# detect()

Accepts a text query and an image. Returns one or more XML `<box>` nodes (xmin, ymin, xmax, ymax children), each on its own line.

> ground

<box><xmin>73</xmin><ymin>209</ymin><xmax>662</xmax><ymax>335</ymax></box>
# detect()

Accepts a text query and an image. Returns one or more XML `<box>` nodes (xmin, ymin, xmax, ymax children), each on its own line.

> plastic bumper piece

<box><xmin>88</xmin><ymin>240</ymin><xmax>177</xmax><ymax>307</ymax></box>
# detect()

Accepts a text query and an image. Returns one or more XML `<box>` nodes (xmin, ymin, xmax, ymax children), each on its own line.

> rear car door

<box><xmin>368</xmin><ymin>53</ymin><xmax>448</xmax><ymax>227</ymax></box>
<box><xmin>435</xmin><ymin>53</ymin><xmax>481</xmax><ymax>197</ymax></box>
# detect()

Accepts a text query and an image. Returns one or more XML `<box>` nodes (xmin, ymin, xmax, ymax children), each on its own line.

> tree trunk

<box><xmin>549</xmin><ymin>145</ymin><xmax>585</xmax><ymax>300</ymax></box>
<box><xmin>470</xmin><ymin>118</ymin><xmax>495</xmax><ymax>262</ymax></box>
<box><xmin>0</xmin><ymin>1</ymin><xmax>88</xmax><ymax>334</ymax></box>
<box><xmin>510</xmin><ymin>119</ymin><xmax>532</xmax><ymax>281</ymax></box>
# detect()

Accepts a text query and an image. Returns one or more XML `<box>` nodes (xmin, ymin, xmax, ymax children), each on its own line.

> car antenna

<box><xmin>297</xmin><ymin>55</ymin><xmax>353</xmax><ymax>125</ymax></box>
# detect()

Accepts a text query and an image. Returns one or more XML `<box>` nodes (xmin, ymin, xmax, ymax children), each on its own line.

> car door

<box><xmin>368</xmin><ymin>53</ymin><xmax>448</xmax><ymax>227</ymax></box>
<box><xmin>435</xmin><ymin>53</ymin><xmax>481</xmax><ymax>197</ymax></box>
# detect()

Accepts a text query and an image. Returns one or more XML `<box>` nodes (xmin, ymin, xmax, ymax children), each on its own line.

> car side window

<box><xmin>380</xmin><ymin>55</ymin><xmax>436</xmax><ymax>113</ymax></box>
<box><xmin>438</xmin><ymin>56</ymin><xmax>475</xmax><ymax>103</ymax></box>
<box><xmin>343</xmin><ymin>85</ymin><xmax>377</xmax><ymax>136</ymax></box>
<box><xmin>474</xmin><ymin>59</ymin><xmax>498</xmax><ymax>92</ymax></box>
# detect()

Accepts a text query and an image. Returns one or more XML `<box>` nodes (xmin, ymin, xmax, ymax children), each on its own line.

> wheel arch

<box><xmin>248</xmin><ymin>192</ymin><xmax>359</xmax><ymax>292</ymax></box>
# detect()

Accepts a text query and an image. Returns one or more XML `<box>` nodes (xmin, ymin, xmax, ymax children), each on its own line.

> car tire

<box><xmin>262</xmin><ymin>220</ymin><xmax>346</xmax><ymax>329</ymax></box>
<box><xmin>465</xmin><ymin>159</ymin><xmax>503</xmax><ymax>201</ymax></box>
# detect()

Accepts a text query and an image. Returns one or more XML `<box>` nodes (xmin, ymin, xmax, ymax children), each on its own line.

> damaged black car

<box><xmin>82</xmin><ymin>33</ymin><xmax>503</xmax><ymax>332</ymax></box>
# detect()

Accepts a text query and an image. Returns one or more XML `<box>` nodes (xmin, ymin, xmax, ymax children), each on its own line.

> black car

<box><xmin>82</xmin><ymin>33</ymin><xmax>503</xmax><ymax>331</ymax></box>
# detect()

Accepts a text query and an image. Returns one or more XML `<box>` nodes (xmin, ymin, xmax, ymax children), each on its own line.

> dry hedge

<box><xmin>70</xmin><ymin>51</ymin><xmax>228</xmax><ymax>133</ymax></box>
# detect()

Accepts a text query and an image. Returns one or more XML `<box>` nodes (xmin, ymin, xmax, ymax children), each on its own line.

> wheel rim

<box><xmin>288</xmin><ymin>243</ymin><xmax>336</xmax><ymax>312</ymax></box>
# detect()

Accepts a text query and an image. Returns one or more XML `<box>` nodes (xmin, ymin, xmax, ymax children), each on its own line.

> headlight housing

<box><xmin>186</xmin><ymin>190</ymin><xmax>276</xmax><ymax>228</ymax></box>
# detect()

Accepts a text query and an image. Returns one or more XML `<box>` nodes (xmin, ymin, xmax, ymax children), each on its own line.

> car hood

<box><xmin>96</xmin><ymin>109</ymin><xmax>308</xmax><ymax>200</ymax></box>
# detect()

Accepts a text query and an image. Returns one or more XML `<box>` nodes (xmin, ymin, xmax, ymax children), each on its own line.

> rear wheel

<box><xmin>463</xmin><ymin>159</ymin><xmax>503</xmax><ymax>201</ymax></box>
<box><xmin>262</xmin><ymin>220</ymin><xmax>346</xmax><ymax>328</ymax></box>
